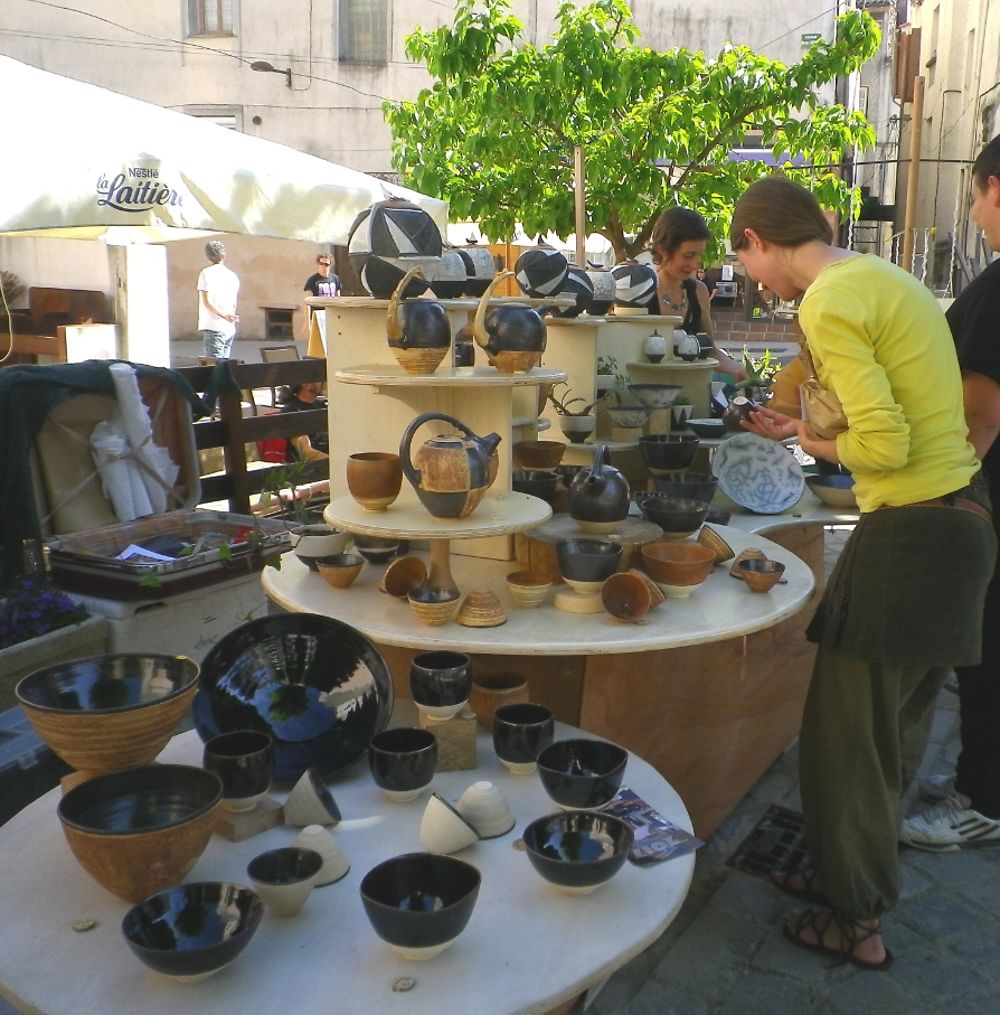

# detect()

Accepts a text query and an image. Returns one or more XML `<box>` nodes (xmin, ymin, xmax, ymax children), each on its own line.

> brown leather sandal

<box><xmin>783</xmin><ymin>908</ymin><xmax>894</xmax><ymax>971</ymax></box>
<box><xmin>771</xmin><ymin>868</ymin><xmax>828</xmax><ymax>905</ymax></box>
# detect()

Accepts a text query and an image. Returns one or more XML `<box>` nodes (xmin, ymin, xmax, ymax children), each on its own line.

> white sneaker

<box><xmin>900</xmin><ymin>795</ymin><xmax>1000</xmax><ymax>852</ymax></box>
<box><xmin>918</xmin><ymin>773</ymin><xmax>956</xmax><ymax>803</ymax></box>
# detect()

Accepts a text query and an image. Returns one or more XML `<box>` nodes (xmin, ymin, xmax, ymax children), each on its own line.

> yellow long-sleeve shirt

<box><xmin>798</xmin><ymin>254</ymin><xmax>978</xmax><ymax>512</ymax></box>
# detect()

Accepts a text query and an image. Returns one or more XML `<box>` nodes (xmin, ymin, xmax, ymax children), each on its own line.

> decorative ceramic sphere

<box><xmin>549</xmin><ymin>266</ymin><xmax>594</xmax><ymax>318</ymax></box>
<box><xmin>674</xmin><ymin>329</ymin><xmax>700</xmax><ymax>362</ymax></box>
<box><xmin>587</xmin><ymin>271</ymin><xmax>615</xmax><ymax>315</ymax></box>
<box><xmin>643</xmin><ymin>330</ymin><xmax>667</xmax><ymax>363</ymax></box>
<box><xmin>611</xmin><ymin>261</ymin><xmax>658</xmax><ymax>308</ymax></box>
<box><xmin>430</xmin><ymin>250</ymin><xmax>468</xmax><ymax>299</ymax></box>
<box><xmin>458</xmin><ymin>246</ymin><xmax>497</xmax><ymax>296</ymax></box>
<box><xmin>515</xmin><ymin>247</ymin><xmax>569</xmax><ymax>297</ymax></box>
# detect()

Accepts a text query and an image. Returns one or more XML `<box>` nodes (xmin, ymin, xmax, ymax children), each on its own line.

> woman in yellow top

<box><xmin>731</xmin><ymin>177</ymin><xmax>996</xmax><ymax>970</ymax></box>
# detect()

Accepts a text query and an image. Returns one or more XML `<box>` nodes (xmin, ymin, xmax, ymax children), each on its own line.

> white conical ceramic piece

<box><xmin>284</xmin><ymin>769</ymin><xmax>342</xmax><ymax>827</ymax></box>
<box><xmin>420</xmin><ymin>794</ymin><xmax>479</xmax><ymax>854</ymax></box>
<box><xmin>293</xmin><ymin>825</ymin><xmax>350</xmax><ymax>885</ymax></box>
<box><xmin>456</xmin><ymin>781</ymin><xmax>515</xmax><ymax>839</ymax></box>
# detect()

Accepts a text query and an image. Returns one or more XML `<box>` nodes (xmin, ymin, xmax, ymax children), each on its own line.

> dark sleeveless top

<box><xmin>681</xmin><ymin>277</ymin><xmax>703</xmax><ymax>333</ymax></box>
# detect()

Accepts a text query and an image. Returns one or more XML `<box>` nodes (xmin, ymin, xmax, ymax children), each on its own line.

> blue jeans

<box><xmin>201</xmin><ymin>329</ymin><xmax>235</xmax><ymax>359</ymax></box>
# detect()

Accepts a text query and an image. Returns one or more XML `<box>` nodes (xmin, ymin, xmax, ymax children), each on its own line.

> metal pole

<box><xmin>901</xmin><ymin>75</ymin><xmax>926</xmax><ymax>274</ymax></box>
<box><xmin>574</xmin><ymin>146</ymin><xmax>586</xmax><ymax>268</ymax></box>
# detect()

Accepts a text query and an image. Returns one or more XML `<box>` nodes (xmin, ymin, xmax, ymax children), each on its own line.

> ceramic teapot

<box><xmin>386</xmin><ymin>268</ymin><xmax>452</xmax><ymax>375</ymax></box>
<box><xmin>400</xmin><ymin>412</ymin><xmax>502</xmax><ymax>519</ymax></box>
<box><xmin>569</xmin><ymin>444</ymin><xmax>630</xmax><ymax>533</ymax></box>
<box><xmin>473</xmin><ymin>271</ymin><xmax>547</xmax><ymax>374</ymax></box>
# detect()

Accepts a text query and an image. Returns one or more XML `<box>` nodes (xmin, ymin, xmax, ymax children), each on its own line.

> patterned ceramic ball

<box><xmin>515</xmin><ymin>247</ymin><xmax>570</xmax><ymax>297</ymax></box>
<box><xmin>548</xmin><ymin>266</ymin><xmax>594</xmax><ymax>318</ymax></box>
<box><xmin>587</xmin><ymin>271</ymin><xmax>615</xmax><ymax>315</ymax></box>
<box><xmin>348</xmin><ymin>198</ymin><xmax>443</xmax><ymax>297</ymax></box>
<box><xmin>359</xmin><ymin>256</ymin><xmax>436</xmax><ymax>299</ymax></box>
<box><xmin>611</xmin><ymin>261</ymin><xmax>658</xmax><ymax>309</ymax></box>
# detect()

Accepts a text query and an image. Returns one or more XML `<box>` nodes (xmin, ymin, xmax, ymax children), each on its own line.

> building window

<box><xmin>339</xmin><ymin>0</ymin><xmax>388</xmax><ymax>63</ymax></box>
<box><xmin>183</xmin><ymin>105</ymin><xmax>242</xmax><ymax>130</ymax></box>
<box><xmin>188</xmin><ymin>0</ymin><xmax>235</xmax><ymax>36</ymax></box>
<box><xmin>264</xmin><ymin>308</ymin><xmax>295</xmax><ymax>341</ymax></box>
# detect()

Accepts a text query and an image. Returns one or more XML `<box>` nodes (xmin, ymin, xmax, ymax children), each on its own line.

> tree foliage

<box><xmin>384</xmin><ymin>0</ymin><xmax>880</xmax><ymax>262</ymax></box>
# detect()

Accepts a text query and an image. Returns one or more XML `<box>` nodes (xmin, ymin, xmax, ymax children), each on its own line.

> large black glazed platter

<box><xmin>193</xmin><ymin>614</ymin><xmax>394</xmax><ymax>783</ymax></box>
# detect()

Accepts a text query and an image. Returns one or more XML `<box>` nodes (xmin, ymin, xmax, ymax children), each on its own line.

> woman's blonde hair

<box><xmin>730</xmin><ymin>177</ymin><xmax>834</xmax><ymax>251</ymax></box>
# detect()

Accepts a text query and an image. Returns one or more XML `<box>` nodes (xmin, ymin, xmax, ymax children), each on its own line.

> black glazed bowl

<box><xmin>409</xmin><ymin>651</ymin><xmax>472</xmax><ymax>712</ymax></box>
<box><xmin>554</xmin><ymin>539</ymin><xmax>623</xmax><ymax>585</ymax></box>
<box><xmin>651</xmin><ymin>471</ymin><xmax>718</xmax><ymax>505</ymax></box>
<box><xmin>353</xmin><ymin>534</ymin><xmax>402</xmax><ymax>565</ymax></box>
<box><xmin>638</xmin><ymin>434</ymin><xmax>700</xmax><ymax>473</ymax></box>
<box><xmin>121</xmin><ymin>882</ymin><xmax>264</xmax><ymax>981</ymax></box>
<box><xmin>553</xmin><ymin>464</ymin><xmax>584</xmax><ymax>487</ymax></box>
<box><xmin>522</xmin><ymin>811</ymin><xmax>634</xmax><ymax>894</ymax></box>
<box><xmin>492</xmin><ymin>703</ymin><xmax>555</xmax><ymax>770</ymax></box>
<box><xmin>684</xmin><ymin>418</ymin><xmax>726</xmax><ymax>439</ymax></box>
<box><xmin>246</xmin><ymin>845</ymin><xmax>324</xmax><ymax>886</ymax></box>
<box><xmin>202</xmin><ymin>730</ymin><xmax>274</xmax><ymax>811</ymax></box>
<box><xmin>511</xmin><ymin>470</ymin><xmax>559</xmax><ymax>503</ymax></box>
<box><xmin>359</xmin><ymin>852</ymin><xmax>482</xmax><ymax>960</ymax></box>
<box><xmin>536</xmin><ymin>738</ymin><xmax>629</xmax><ymax>810</ymax></box>
<box><xmin>368</xmin><ymin>727</ymin><xmax>438</xmax><ymax>799</ymax></box>
<box><xmin>193</xmin><ymin>614</ymin><xmax>394</xmax><ymax>784</ymax></box>
<box><xmin>634</xmin><ymin>494</ymin><xmax>711</xmax><ymax>539</ymax></box>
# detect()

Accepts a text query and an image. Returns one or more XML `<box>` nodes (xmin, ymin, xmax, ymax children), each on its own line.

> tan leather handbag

<box><xmin>799</xmin><ymin>344</ymin><xmax>848</xmax><ymax>440</ymax></box>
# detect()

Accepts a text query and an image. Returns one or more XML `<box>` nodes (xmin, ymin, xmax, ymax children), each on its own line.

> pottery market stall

<box><xmin>0</xmin><ymin>718</ymin><xmax>694</xmax><ymax>1015</ymax></box>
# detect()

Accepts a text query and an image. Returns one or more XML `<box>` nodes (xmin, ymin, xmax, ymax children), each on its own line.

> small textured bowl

<box><xmin>730</xmin><ymin>547</ymin><xmax>768</xmax><ymax>578</ymax></box>
<box><xmin>511</xmin><ymin>470</ymin><xmax>559</xmax><ymax>503</ymax></box>
<box><xmin>380</xmin><ymin>556</ymin><xmax>428</xmax><ymax>597</ymax></box>
<box><xmin>316</xmin><ymin>553</ymin><xmax>365</xmax><ymax>589</ymax></box>
<box><xmin>634</xmin><ymin>494</ymin><xmax>710</xmax><ymax>540</ymax></box>
<box><xmin>651</xmin><ymin>471</ymin><xmax>718</xmax><ymax>505</ymax></box>
<box><xmin>505</xmin><ymin>571</ymin><xmax>554</xmax><ymax>609</ymax></box>
<box><xmin>640</xmin><ymin>542</ymin><xmax>716</xmax><ymax>598</ymax></box>
<box><xmin>455</xmin><ymin>780</ymin><xmax>515</xmax><ymax>838</ymax></box>
<box><xmin>601</xmin><ymin>569</ymin><xmax>664</xmax><ymax>622</ymax></box>
<box><xmin>57</xmin><ymin>763</ymin><xmax>222</xmax><ymax>902</ymax></box>
<box><xmin>806</xmin><ymin>473</ymin><xmax>858</xmax><ymax>508</ymax></box>
<box><xmin>606</xmin><ymin>405</ymin><xmax>651</xmax><ymax>429</ymax></box>
<box><xmin>685</xmin><ymin>418</ymin><xmax>726</xmax><ymax>439</ymax></box>
<box><xmin>407</xmin><ymin>586</ymin><xmax>461</xmax><ymax>627</ymax></box>
<box><xmin>360</xmin><ymin>852</ymin><xmax>482</xmax><ymax>961</ymax></box>
<box><xmin>457</xmin><ymin>589</ymin><xmax>507</xmax><ymax>628</ymax></box>
<box><xmin>121</xmin><ymin>882</ymin><xmax>264</xmax><ymax>982</ymax></box>
<box><xmin>638</xmin><ymin>434</ymin><xmax>700</xmax><ymax>474</ymax></box>
<box><xmin>246</xmin><ymin>846</ymin><xmax>323</xmax><ymax>917</ymax></box>
<box><xmin>468</xmin><ymin>673</ymin><xmax>529</xmax><ymax>730</ymax></box>
<box><xmin>697</xmin><ymin>525</ymin><xmax>736</xmax><ymax>565</ymax></box>
<box><xmin>512</xmin><ymin>440</ymin><xmax>565</xmax><ymax>470</ymax></box>
<box><xmin>536</xmin><ymin>738</ymin><xmax>628</xmax><ymax>810</ymax></box>
<box><xmin>522</xmin><ymin>811</ymin><xmax>633</xmax><ymax>895</ymax></box>
<box><xmin>738</xmin><ymin>558</ymin><xmax>787</xmax><ymax>592</ymax></box>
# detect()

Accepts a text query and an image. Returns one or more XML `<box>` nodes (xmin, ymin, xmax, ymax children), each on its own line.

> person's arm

<box><xmin>200</xmin><ymin>289</ymin><xmax>237</xmax><ymax>324</ymax></box>
<box><xmin>694</xmin><ymin>278</ymin><xmax>748</xmax><ymax>381</ymax></box>
<box><xmin>962</xmin><ymin>370</ymin><xmax>1000</xmax><ymax>459</ymax></box>
<box><xmin>302</xmin><ymin>287</ymin><xmax>313</xmax><ymax>335</ymax></box>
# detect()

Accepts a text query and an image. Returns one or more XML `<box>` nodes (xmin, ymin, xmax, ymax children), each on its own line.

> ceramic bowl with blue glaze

<box><xmin>711</xmin><ymin>433</ymin><xmax>804</xmax><ymax>514</ymax></box>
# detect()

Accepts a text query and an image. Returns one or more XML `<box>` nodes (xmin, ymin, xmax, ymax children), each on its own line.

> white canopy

<box><xmin>0</xmin><ymin>56</ymin><xmax>447</xmax><ymax>244</ymax></box>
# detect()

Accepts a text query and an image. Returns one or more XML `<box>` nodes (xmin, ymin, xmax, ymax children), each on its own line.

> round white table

<box><xmin>0</xmin><ymin>717</ymin><xmax>694</xmax><ymax>1015</ymax></box>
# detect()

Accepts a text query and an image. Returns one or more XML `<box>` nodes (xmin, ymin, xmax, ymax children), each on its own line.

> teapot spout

<box><xmin>480</xmin><ymin>431</ymin><xmax>502</xmax><ymax>459</ymax></box>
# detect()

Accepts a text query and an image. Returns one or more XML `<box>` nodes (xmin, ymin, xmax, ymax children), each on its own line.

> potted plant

<box><xmin>670</xmin><ymin>394</ymin><xmax>695</xmax><ymax>432</ymax></box>
<box><xmin>596</xmin><ymin>355</ymin><xmax>619</xmax><ymax>393</ymax></box>
<box><xmin>548</xmin><ymin>383</ymin><xmax>605</xmax><ymax>444</ymax></box>
<box><xmin>258</xmin><ymin>456</ymin><xmax>345</xmax><ymax>561</ymax></box>
<box><xmin>736</xmin><ymin>347</ymin><xmax>781</xmax><ymax>403</ymax></box>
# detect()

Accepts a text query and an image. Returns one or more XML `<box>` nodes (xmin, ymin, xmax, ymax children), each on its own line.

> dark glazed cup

<box><xmin>409</xmin><ymin>651</ymin><xmax>473</xmax><ymax>720</ymax></box>
<box><xmin>492</xmin><ymin>703</ymin><xmax>554</xmax><ymax>775</ymax></box>
<box><xmin>202</xmin><ymin>731</ymin><xmax>274</xmax><ymax>813</ymax></box>
<box><xmin>368</xmin><ymin>727</ymin><xmax>438</xmax><ymax>802</ymax></box>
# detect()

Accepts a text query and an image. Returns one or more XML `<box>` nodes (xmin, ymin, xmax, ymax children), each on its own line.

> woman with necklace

<box><xmin>650</xmin><ymin>207</ymin><xmax>746</xmax><ymax>380</ymax></box>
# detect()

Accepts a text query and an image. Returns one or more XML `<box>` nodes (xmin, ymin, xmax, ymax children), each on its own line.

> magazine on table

<box><xmin>602</xmin><ymin>787</ymin><xmax>704</xmax><ymax>866</ymax></box>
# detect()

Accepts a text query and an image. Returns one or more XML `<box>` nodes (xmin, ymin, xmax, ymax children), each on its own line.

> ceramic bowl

<box><xmin>729</xmin><ymin>547</ymin><xmax>768</xmax><ymax>578</ymax></box>
<box><xmin>202</xmin><ymin>730</ymin><xmax>274</xmax><ymax>813</ymax></box>
<box><xmin>316</xmin><ymin>552</ymin><xmax>365</xmax><ymax>589</ymax></box>
<box><xmin>246</xmin><ymin>846</ymin><xmax>323</xmax><ymax>917</ymax></box>
<box><xmin>457</xmin><ymin>590</ymin><xmax>507</xmax><ymax>628</ymax></box>
<box><xmin>410</xmin><ymin>651</ymin><xmax>472</xmax><ymax>720</ymax></box>
<box><xmin>697</xmin><ymin>525</ymin><xmax>736</xmax><ymax>565</ymax></box>
<box><xmin>512</xmin><ymin>440</ymin><xmax>565</xmax><ymax>470</ymax></box>
<box><xmin>559</xmin><ymin>414</ymin><xmax>597</xmax><ymax>444</ymax></box>
<box><xmin>522</xmin><ymin>811</ymin><xmax>634</xmax><ymax>895</ymax></box>
<box><xmin>601</xmin><ymin>569</ymin><xmax>665</xmax><ymax>622</ymax></box>
<box><xmin>121</xmin><ymin>882</ymin><xmax>264</xmax><ymax>981</ymax></box>
<box><xmin>379</xmin><ymin>556</ymin><xmax>428</xmax><ymax>597</ymax></box>
<box><xmin>638</xmin><ymin>434</ymin><xmax>700</xmax><ymax>474</ymax></box>
<box><xmin>536</xmin><ymin>738</ymin><xmax>628</xmax><ymax>810</ymax></box>
<box><xmin>420</xmin><ymin>794</ymin><xmax>480</xmax><ymax>854</ymax></box>
<box><xmin>505</xmin><ymin>570</ymin><xmax>554</xmax><ymax>609</ymax></box>
<box><xmin>738</xmin><ymin>558</ymin><xmax>787</xmax><ymax>593</ymax></box>
<box><xmin>353</xmin><ymin>534</ymin><xmax>402</xmax><ymax>565</ymax></box>
<box><xmin>368</xmin><ymin>727</ymin><xmax>438</xmax><ymax>802</ymax></box>
<box><xmin>16</xmin><ymin>653</ymin><xmax>199</xmax><ymax>778</ymax></box>
<box><xmin>193</xmin><ymin>614</ymin><xmax>394</xmax><ymax>784</ymax></box>
<box><xmin>651</xmin><ymin>471</ymin><xmax>718</xmax><ymax>505</ymax></box>
<box><xmin>627</xmin><ymin>383</ymin><xmax>684</xmax><ymax>410</ymax></box>
<box><xmin>293</xmin><ymin>824</ymin><xmax>350</xmax><ymax>885</ymax></box>
<box><xmin>805</xmin><ymin>473</ymin><xmax>858</xmax><ymax>508</ymax></box>
<box><xmin>468</xmin><ymin>673</ymin><xmax>530</xmax><ymax>730</ymax></box>
<box><xmin>492</xmin><ymin>703</ymin><xmax>555</xmax><ymax>774</ymax></box>
<box><xmin>606</xmin><ymin>405</ymin><xmax>652</xmax><ymax>429</ymax></box>
<box><xmin>684</xmin><ymin>418</ymin><xmax>726</xmax><ymax>439</ymax></box>
<box><xmin>555</xmin><ymin>539</ymin><xmax>623</xmax><ymax>592</ymax></box>
<box><xmin>455</xmin><ymin>780</ymin><xmax>515</xmax><ymax>838</ymax></box>
<box><xmin>57</xmin><ymin>763</ymin><xmax>222</xmax><ymax>902</ymax></box>
<box><xmin>634</xmin><ymin>494</ymin><xmax>710</xmax><ymax>540</ymax></box>
<box><xmin>283</xmin><ymin>768</ymin><xmax>342</xmax><ymax>827</ymax></box>
<box><xmin>511</xmin><ymin>469</ymin><xmax>559</xmax><ymax>503</ymax></box>
<box><xmin>407</xmin><ymin>586</ymin><xmax>461</xmax><ymax>627</ymax></box>
<box><xmin>346</xmin><ymin>451</ymin><xmax>403</xmax><ymax>512</ymax></box>
<box><xmin>553</xmin><ymin>464</ymin><xmax>584</xmax><ymax>487</ymax></box>
<box><xmin>359</xmin><ymin>852</ymin><xmax>482</xmax><ymax>961</ymax></box>
<box><xmin>712</xmin><ymin>433</ymin><xmax>805</xmax><ymax>514</ymax></box>
<box><xmin>640</xmin><ymin>542</ymin><xmax>716</xmax><ymax>598</ymax></box>
<box><xmin>290</xmin><ymin>525</ymin><xmax>350</xmax><ymax>570</ymax></box>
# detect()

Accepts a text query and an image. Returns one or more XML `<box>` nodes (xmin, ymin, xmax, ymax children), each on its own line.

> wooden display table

<box><xmin>0</xmin><ymin>720</ymin><xmax>694</xmax><ymax>1015</ymax></box>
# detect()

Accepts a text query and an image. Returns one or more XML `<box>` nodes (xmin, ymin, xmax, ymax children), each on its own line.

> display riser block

<box><xmin>418</xmin><ymin>709</ymin><xmax>478</xmax><ymax>771</ymax></box>
<box><xmin>214</xmin><ymin>796</ymin><xmax>285</xmax><ymax>841</ymax></box>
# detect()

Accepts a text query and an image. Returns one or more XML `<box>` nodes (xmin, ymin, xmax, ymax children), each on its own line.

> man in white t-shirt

<box><xmin>197</xmin><ymin>240</ymin><xmax>240</xmax><ymax>359</ymax></box>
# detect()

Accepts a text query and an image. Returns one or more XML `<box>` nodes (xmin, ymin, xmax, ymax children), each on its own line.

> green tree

<box><xmin>385</xmin><ymin>0</ymin><xmax>880</xmax><ymax>262</ymax></box>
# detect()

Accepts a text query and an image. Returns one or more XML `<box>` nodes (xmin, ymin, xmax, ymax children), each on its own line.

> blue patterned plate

<box><xmin>711</xmin><ymin>433</ymin><xmax>804</xmax><ymax>514</ymax></box>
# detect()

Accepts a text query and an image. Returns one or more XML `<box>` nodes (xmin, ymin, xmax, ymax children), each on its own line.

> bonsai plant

<box><xmin>548</xmin><ymin>383</ymin><xmax>605</xmax><ymax>444</ymax></box>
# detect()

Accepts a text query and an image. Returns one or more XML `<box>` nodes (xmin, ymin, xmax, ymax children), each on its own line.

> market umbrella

<box><xmin>0</xmin><ymin>55</ymin><xmax>447</xmax><ymax>243</ymax></box>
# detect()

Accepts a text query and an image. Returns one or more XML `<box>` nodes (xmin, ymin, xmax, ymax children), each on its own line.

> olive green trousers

<box><xmin>798</xmin><ymin>647</ymin><xmax>950</xmax><ymax>920</ymax></box>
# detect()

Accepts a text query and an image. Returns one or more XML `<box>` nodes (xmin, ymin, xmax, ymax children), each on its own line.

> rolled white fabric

<box><xmin>90</xmin><ymin>419</ymin><xmax>139</xmax><ymax>520</ymax></box>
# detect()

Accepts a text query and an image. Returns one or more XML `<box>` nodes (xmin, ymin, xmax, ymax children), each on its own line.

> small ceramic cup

<box><xmin>455</xmin><ymin>781</ymin><xmax>515</xmax><ymax>838</ymax></box>
<box><xmin>419</xmin><ymin>794</ymin><xmax>479</xmax><ymax>854</ymax></box>
<box><xmin>492</xmin><ymin>703</ymin><xmax>555</xmax><ymax>775</ymax></box>
<box><xmin>246</xmin><ymin>846</ymin><xmax>322</xmax><ymax>917</ymax></box>
<box><xmin>410</xmin><ymin>651</ymin><xmax>473</xmax><ymax>721</ymax></box>
<box><xmin>283</xmin><ymin>768</ymin><xmax>342</xmax><ymax>828</ymax></box>
<box><xmin>293</xmin><ymin>825</ymin><xmax>350</xmax><ymax>886</ymax></box>
<box><xmin>368</xmin><ymin>727</ymin><xmax>438</xmax><ymax>802</ymax></box>
<box><xmin>202</xmin><ymin>730</ymin><xmax>274</xmax><ymax>813</ymax></box>
<box><xmin>346</xmin><ymin>452</ymin><xmax>403</xmax><ymax>512</ymax></box>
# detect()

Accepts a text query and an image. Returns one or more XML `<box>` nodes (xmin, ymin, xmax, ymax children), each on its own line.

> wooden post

<box><xmin>574</xmin><ymin>145</ymin><xmax>586</xmax><ymax>268</ymax></box>
<box><xmin>901</xmin><ymin>75</ymin><xmax>926</xmax><ymax>274</ymax></box>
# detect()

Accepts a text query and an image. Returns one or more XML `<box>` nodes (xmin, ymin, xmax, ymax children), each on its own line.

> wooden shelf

<box><xmin>627</xmin><ymin>359</ymin><xmax>719</xmax><ymax>371</ymax></box>
<box><xmin>334</xmin><ymin>365</ymin><xmax>565</xmax><ymax>387</ymax></box>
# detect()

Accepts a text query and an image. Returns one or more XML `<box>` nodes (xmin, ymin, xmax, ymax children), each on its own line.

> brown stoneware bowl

<box><xmin>316</xmin><ymin>553</ymin><xmax>365</xmax><ymax>589</ymax></box>
<box><xmin>346</xmin><ymin>452</ymin><xmax>404</xmax><ymax>512</ymax></box>
<box><xmin>697</xmin><ymin>525</ymin><xmax>735</xmax><ymax>565</ymax></box>
<box><xmin>512</xmin><ymin>440</ymin><xmax>565</xmax><ymax>470</ymax></box>
<box><xmin>57</xmin><ymin>763</ymin><xmax>222</xmax><ymax>902</ymax></box>
<box><xmin>407</xmin><ymin>586</ymin><xmax>460</xmax><ymax>626</ymax></box>
<box><xmin>640</xmin><ymin>542</ymin><xmax>716</xmax><ymax>598</ymax></box>
<box><xmin>505</xmin><ymin>571</ymin><xmax>554</xmax><ymax>609</ymax></box>
<box><xmin>738</xmin><ymin>558</ymin><xmax>786</xmax><ymax>592</ymax></box>
<box><xmin>379</xmin><ymin>556</ymin><xmax>428</xmax><ymax>597</ymax></box>
<box><xmin>601</xmin><ymin>569</ymin><xmax>665</xmax><ymax>623</ymax></box>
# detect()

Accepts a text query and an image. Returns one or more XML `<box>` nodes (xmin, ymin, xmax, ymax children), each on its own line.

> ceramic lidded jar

<box><xmin>473</xmin><ymin>271</ymin><xmax>547</xmax><ymax>374</ymax></box>
<box><xmin>399</xmin><ymin>412</ymin><xmax>501</xmax><ymax>519</ymax></box>
<box><xmin>673</xmin><ymin>329</ymin><xmax>700</xmax><ymax>362</ymax></box>
<box><xmin>385</xmin><ymin>267</ymin><xmax>452</xmax><ymax>375</ymax></box>
<box><xmin>569</xmin><ymin>444</ymin><xmax>630</xmax><ymax>534</ymax></box>
<box><xmin>644</xmin><ymin>330</ymin><xmax>668</xmax><ymax>363</ymax></box>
